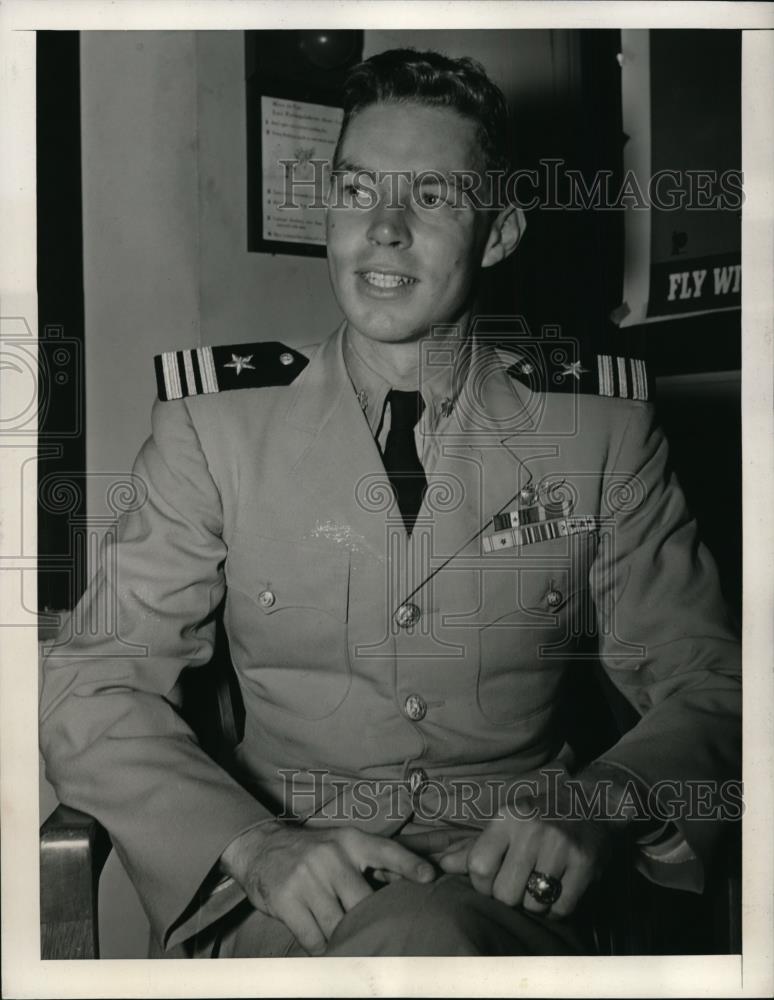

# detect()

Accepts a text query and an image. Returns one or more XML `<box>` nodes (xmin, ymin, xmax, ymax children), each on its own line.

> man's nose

<box><xmin>366</xmin><ymin>202</ymin><xmax>412</xmax><ymax>248</ymax></box>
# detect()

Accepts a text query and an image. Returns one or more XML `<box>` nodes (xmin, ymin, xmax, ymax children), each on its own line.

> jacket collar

<box><xmin>284</xmin><ymin>322</ymin><xmax>537</xmax><ymax>440</ymax></box>
<box><xmin>282</xmin><ymin>323</ymin><xmax>544</xmax><ymax>567</ymax></box>
<box><xmin>342</xmin><ymin>324</ymin><xmax>473</xmax><ymax>439</ymax></box>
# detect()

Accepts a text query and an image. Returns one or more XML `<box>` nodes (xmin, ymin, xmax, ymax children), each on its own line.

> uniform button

<box><xmin>279</xmin><ymin>352</ymin><xmax>294</xmax><ymax>366</ymax></box>
<box><xmin>395</xmin><ymin>602</ymin><xmax>421</xmax><ymax>628</ymax></box>
<box><xmin>407</xmin><ymin>767</ymin><xmax>428</xmax><ymax>794</ymax></box>
<box><xmin>546</xmin><ymin>588</ymin><xmax>563</xmax><ymax>608</ymax></box>
<box><xmin>258</xmin><ymin>589</ymin><xmax>276</xmax><ymax>609</ymax></box>
<box><xmin>404</xmin><ymin>694</ymin><xmax>427</xmax><ymax>722</ymax></box>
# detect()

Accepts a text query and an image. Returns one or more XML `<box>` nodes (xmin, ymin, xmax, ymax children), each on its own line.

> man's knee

<box><xmin>326</xmin><ymin>874</ymin><xmax>515</xmax><ymax>956</ymax></box>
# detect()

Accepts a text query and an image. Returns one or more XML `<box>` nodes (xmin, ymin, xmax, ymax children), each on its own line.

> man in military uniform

<box><xmin>40</xmin><ymin>49</ymin><xmax>741</xmax><ymax>958</ymax></box>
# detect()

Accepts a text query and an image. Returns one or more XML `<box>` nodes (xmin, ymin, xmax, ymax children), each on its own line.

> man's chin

<box><xmin>345</xmin><ymin>311</ymin><xmax>428</xmax><ymax>346</ymax></box>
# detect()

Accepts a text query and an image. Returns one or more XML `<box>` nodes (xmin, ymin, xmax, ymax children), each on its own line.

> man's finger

<box><xmin>350</xmin><ymin>834</ymin><xmax>436</xmax><ymax>884</ymax></box>
<box><xmin>278</xmin><ymin>898</ymin><xmax>327</xmax><ymax>956</ymax></box>
<box><xmin>327</xmin><ymin>858</ymin><xmax>375</xmax><ymax>912</ymax></box>
<box><xmin>521</xmin><ymin>850</ymin><xmax>566</xmax><ymax>916</ymax></box>
<box><xmin>437</xmin><ymin>842</ymin><xmax>472</xmax><ymax>873</ymax></box>
<box><xmin>466</xmin><ymin>827</ymin><xmax>508</xmax><ymax>897</ymax></box>
<box><xmin>491</xmin><ymin>844</ymin><xmax>535</xmax><ymax>908</ymax></box>
<box><xmin>545</xmin><ymin>859</ymin><xmax>593</xmax><ymax>920</ymax></box>
<box><xmin>368</xmin><ymin>867</ymin><xmax>403</xmax><ymax>884</ymax></box>
<box><xmin>307</xmin><ymin>887</ymin><xmax>346</xmax><ymax>941</ymax></box>
<box><xmin>396</xmin><ymin>829</ymin><xmax>473</xmax><ymax>857</ymax></box>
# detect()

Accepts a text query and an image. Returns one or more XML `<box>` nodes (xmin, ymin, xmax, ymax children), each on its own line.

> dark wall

<box><xmin>654</xmin><ymin>372</ymin><xmax>742</xmax><ymax>623</ymax></box>
<box><xmin>37</xmin><ymin>31</ymin><xmax>86</xmax><ymax>613</ymax></box>
<box><xmin>480</xmin><ymin>30</ymin><xmax>625</xmax><ymax>348</ymax></box>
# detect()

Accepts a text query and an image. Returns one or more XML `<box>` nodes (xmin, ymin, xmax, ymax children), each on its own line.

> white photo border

<box><xmin>1</xmin><ymin>3</ymin><xmax>772</xmax><ymax>997</ymax></box>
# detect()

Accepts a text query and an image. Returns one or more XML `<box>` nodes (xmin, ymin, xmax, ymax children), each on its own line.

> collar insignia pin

<box><xmin>519</xmin><ymin>484</ymin><xmax>536</xmax><ymax>506</ymax></box>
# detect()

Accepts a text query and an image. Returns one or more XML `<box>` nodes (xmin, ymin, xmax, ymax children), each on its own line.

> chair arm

<box><xmin>583</xmin><ymin>836</ymin><xmax>742</xmax><ymax>955</ymax></box>
<box><xmin>40</xmin><ymin>804</ymin><xmax>112</xmax><ymax>959</ymax></box>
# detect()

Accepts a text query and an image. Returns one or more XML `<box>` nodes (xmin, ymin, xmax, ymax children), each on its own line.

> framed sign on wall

<box><xmin>245</xmin><ymin>30</ymin><xmax>363</xmax><ymax>257</ymax></box>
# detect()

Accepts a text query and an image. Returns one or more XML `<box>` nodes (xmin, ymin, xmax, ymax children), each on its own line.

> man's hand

<box><xmin>436</xmin><ymin>771</ymin><xmax>643</xmax><ymax>919</ymax></box>
<box><xmin>220</xmin><ymin>822</ymin><xmax>436</xmax><ymax>954</ymax></box>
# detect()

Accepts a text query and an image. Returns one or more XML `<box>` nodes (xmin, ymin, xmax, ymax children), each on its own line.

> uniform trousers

<box><xmin>181</xmin><ymin>874</ymin><xmax>584</xmax><ymax>958</ymax></box>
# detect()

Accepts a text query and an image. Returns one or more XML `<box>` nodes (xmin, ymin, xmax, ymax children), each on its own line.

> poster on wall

<box><xmin>619</xmin><ymin>30</ymin><xmax>742</xmax><ymax>326</ymax></box>
<box><xmin>245</xmin><ymin>30</ymin><xmax>363</xmax><ymax>257</ymax></box>
<box><xmin>260</xmin><ymin>96</ymin><xmax>343</xmax><ymax>248</ymax></box>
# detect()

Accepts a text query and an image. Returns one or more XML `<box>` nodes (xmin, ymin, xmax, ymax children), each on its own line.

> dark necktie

<box><xmin>382</xmin><ymin>389</ymin><xmax>428</xmax><ymax>534</ymax></box>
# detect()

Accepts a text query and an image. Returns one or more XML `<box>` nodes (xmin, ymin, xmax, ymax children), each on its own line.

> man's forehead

<box><xmin>335</xmin><ymin>100</ymin><xmax>483</xmax><ymax>175</ymax></box>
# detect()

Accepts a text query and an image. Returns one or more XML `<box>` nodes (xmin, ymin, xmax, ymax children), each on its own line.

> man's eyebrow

<box><xmin>329</xmin><ymin>162</ymin><xmax>483</xmax><ymax>192</ymax></box>
<box><xmin>417</xmin><ymin>170</ymin><xmax>456</xmax><ymax>189</ymax></box>
<box><xmin>331</xmin><ymin>159</ymin><xmax>377</xmax><ymax>178</ymax></box>
<box><xmin>332</xmin><ymin>161</ymin><xmax>463</xmax><ymax>179</ymax></box>
<box><xmin>414</xmin><ymin>170</ymin><xmax>483</xmax><ymax>192</ymax></box>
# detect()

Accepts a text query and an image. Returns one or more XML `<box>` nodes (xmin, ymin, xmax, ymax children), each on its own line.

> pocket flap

<box><xmin>226</xmin><ymin>533</ymin><xmax>350</xmax><ymax>622</ymax></box>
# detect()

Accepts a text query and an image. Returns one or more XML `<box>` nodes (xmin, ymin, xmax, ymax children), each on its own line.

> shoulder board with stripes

<box><xmin>154</xmin><ymin>342</ymin><xmax>309</xmax><ymax>401</ymax></box>
<box><xmin>501</xmin><ymin>348</ymin><xmax>651</xmax><ymax>402</ymax></box>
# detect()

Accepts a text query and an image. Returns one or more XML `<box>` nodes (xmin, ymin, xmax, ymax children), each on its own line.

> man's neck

<box><xmin>346</xmin><ymin>315</ymin><xmax>472</xmax><ymax>389</ymax></box>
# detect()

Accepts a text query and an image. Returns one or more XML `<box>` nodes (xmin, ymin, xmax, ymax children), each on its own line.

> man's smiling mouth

<box><xmin>359</xmin><ymin>270</ymin><xmax>418</xmax><ymax>288</ymax></box>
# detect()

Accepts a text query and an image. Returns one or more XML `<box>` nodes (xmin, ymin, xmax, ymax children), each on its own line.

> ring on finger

<box><xmin>525</xmin><ymin>869</ymin><xmax>563</xmax><ymax>906</ymax></box>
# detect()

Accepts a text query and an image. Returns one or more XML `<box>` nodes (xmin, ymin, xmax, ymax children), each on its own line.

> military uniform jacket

<box><xmin>40</xmin><ymin>324</ymin><xmax>741</xmax><ymax>950</ymax></box>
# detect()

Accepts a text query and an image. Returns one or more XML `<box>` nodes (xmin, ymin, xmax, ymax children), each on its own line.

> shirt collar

<box><xmin>342</xmin><ymin>324</ymin><xmax>471</xmax><ymax>435</ymax></box>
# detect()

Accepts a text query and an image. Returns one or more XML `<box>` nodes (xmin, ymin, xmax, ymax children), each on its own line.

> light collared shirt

<box><xmin>342</xmin><ymin>325</ymin><xmax>472</xmax><ymax>474</ymax></box>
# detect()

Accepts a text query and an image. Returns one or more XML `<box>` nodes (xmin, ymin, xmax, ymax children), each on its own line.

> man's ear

<box><xmin>481</xmin><ymin>206</ymin><xmax>526</xmax><ymax>269</ymax></box>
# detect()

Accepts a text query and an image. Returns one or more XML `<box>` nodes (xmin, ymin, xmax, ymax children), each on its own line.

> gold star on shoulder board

<box><xmin>560</xmin><ymin>360</ymin><xmax>588</xmax><ymax>381</ymax></box>
<box><xmin>224</xmin><ymin>354</ymin><xmax>255</xmax><ymax>376</ymax></box>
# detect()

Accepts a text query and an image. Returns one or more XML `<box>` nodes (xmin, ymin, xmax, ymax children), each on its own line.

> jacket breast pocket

<box><xmin>225</xmin><ymin>533</ymin><xmax>352</xmax><ymax>720</ymax></box>
<box><xmin>475</xmin><ymin>546</ymin><xmax>587</xmax><ymax>725</ymax></box>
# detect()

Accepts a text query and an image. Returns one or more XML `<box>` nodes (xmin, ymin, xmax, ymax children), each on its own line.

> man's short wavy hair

<box><xmin>335</xmin><ymin>47</ymin><xmax>512</xmax><ymax>176</ymax></box>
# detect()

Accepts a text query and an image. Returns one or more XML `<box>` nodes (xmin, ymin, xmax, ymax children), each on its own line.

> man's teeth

<box><xmin>362</xmin><ymin>271</ymin><xmax>416</xmax><ymax>288</ymax></box>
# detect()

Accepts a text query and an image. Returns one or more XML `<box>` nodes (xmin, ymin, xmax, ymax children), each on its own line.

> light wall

<box><xmin>80</xmin><ymin>30</ymin><xmax>345</xmax><ymax>523</ymax></box>
<box><xmin>81</xmin><ymin>32</ymin><xmax>201</xmax><ymax>518</ymax></box>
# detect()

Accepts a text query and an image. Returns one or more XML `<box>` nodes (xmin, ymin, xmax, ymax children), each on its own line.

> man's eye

<box><xmin>415</xmin><ymin>186</ymin><xmax>451</xmax><ymax>210</ymax></box>
<box><xmin>340</xmin><ymin>180</ymin><xmax>372</xmax><ymax>207</ymax></box>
